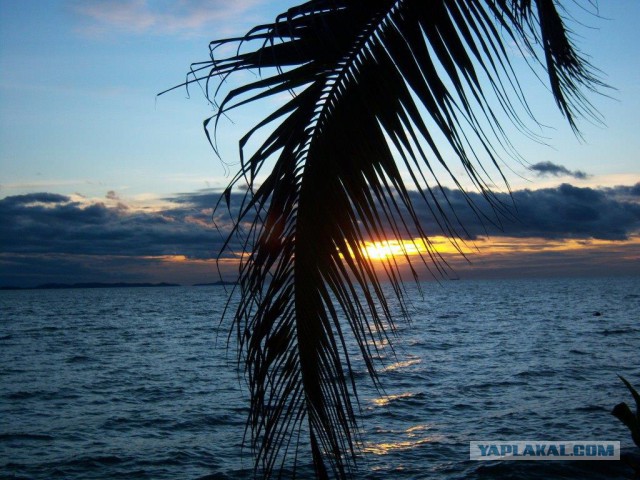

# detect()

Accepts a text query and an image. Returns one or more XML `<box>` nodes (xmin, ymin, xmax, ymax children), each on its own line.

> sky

<box><xmin>0</xmin><ymin>0</ymin><xmax>639</xmax><ymax>287</ymax></box>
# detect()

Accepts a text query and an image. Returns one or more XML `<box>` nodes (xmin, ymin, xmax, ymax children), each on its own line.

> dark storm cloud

<box><xmin>0</xmin><ymin>192</ymin><xmax>70</xmax><ymax>206</ymax></box>
<box><xmin>1</xmin><ymin>184</ymin><xmax>639</xmax><ymax>286</ymax></box>
<box><xmin>610</xmin><ymin>183</ymin><xmax>640</xmax><ymax>197</ymax></box>
<box><xmin>0</xmin><ymin>191</ymin><xmax>238</xmax><ymax>260</ymax></box>
<box><xmin>1</xmin><ymin>183</ymin><xmax>639</xmax><ymax>264</ymax></box>
<box><xmin>530</xmin><ymin>161</ymin><xmax>589</xmax><ymax>180</ymax></box>
<box><xmin>406</xmin><ymin>183</ymin><xmax>640</xmax><ymax>241</ymax></box>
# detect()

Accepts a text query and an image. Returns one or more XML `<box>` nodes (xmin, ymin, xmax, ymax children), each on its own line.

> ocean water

<box><xmin>1</xmin><ymin>276</ymin><xmax>639</xmax><ymax>479</ymax></box>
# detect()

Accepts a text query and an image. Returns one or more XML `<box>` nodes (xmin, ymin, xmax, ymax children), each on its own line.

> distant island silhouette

<box><xmin>193</xmin><ymin>280</ymin><xmax>237</xmax><ymax>287</ymax></box>
<box><xmin>0</xmin><ymin>282</ymin><xmax>181</xmax><ymax>291</ymax></box>
<box><xmin>1</xmin><ymin>280</ymin><xmax>239</xmax><ymax>290</ymax></box>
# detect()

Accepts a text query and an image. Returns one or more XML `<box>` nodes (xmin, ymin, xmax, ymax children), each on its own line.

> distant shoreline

<box><xmin>0</xmin><ymin>280</ymin><xmax>238</xmax><ymax>291</ymax></box>
<box><xmin>192</xmin><ymin>281</ymin><xmax>237</xmax><ymax>287</ymax></box>
<box><xmin>0</xmin><ymin>282</ymin><xmax>181</xmax><ymax>291</ymax></box>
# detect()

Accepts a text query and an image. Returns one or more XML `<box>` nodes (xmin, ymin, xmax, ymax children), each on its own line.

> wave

<box><xmin>600</xmin><ymin>327</ymin><xmax>638</xmax><ymax>336</ymax></box>
<box><xmin>0</xmin><ymin>433</ymin><xmax>54</xmax><ymax>441</ymax></box>
<box><xmin>5</xmin><ymin>390</ymin><xmax>50</xmax><ymax>400</ymax></box>
<box><xmin>2</xmin><ymin>277</ymin><xmax>639</xmax><ymax>480</ymax></box>
<box><xmin>460</xmin><ymin>380</ymin><xmax>528</xmax><ymax>391</ymax></box>
<box><xmin>65</xmin><ymin>354</ymin><xmax>92</xmax><ymax>364</ymax></box>
<box><xmin>569</xmin><ymin>348</ymin><xmax>589</xmax><ymax>355</ymax></box>
<box><xmin>574</xmin><ymin>404</ymin><xmax>608</xmax><ymax>413</ymax></box>
<box><xmin>515</xmin><ymin>368</ymin><xmax>558</xmax><ymax>378</ymax></box>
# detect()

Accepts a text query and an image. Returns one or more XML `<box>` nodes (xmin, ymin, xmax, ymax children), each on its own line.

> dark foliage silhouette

<box><xmin>613</xmin><ymin>375</ymin><xmax>640</xmax><ymax>448</ymax></box>
<box><xmin>164</xmin><ymin>1</ymin><xmax>604</xmax><ymax>477</ymax></box>
<box><xmin>612</xmin><ymin>375</ymin><xmax>640</xmax><ymax>477</ymax></box>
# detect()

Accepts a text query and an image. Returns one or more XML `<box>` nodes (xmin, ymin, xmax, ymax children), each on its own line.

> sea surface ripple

<box><xmin>1</xmin><ymin>276</ymin><xmax>639</xmax><ymax>479</ymax></box>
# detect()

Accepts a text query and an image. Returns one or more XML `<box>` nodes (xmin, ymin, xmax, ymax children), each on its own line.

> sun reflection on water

<box><xmin>362</xmin><ymin>424</ymin><xmax>442</xmax><ymax>455</ymax></box>
<box><xmin>381</xmin><ymin>357</ymin><xmax>421</xmax><ymax>372</ymax></box>
<box><xmin>371</xmin><ymin>392</ymin><xmax>416</xmax><ymax>407</ymax></box>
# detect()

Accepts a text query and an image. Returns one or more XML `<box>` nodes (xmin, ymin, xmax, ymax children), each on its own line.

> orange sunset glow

<box><xmin>357</xmin><ymin>237</ymin><xmax>470</xmax><ymax>260</ymax></box>
<box><xmin>331</xmin><ymin>234</ymin><xmax>640</xmax><ymax>279</ymax></box>
<box><xmin>360</xmin><ymin>239</ymin><xmax>426</xmax><ymax>260</ymax></box>
<box><xmin>357</xmin><ymin>235</ymin><xmax>640</xmax><ymax>261</ymax></box>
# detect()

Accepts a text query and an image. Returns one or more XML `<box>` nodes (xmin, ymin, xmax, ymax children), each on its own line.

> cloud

<box><xmin>435</xmin><ymin>236</ymin><xmax>640</xmax><ymax>279</ymax></box>
<box><xmin>405</xmin><ymin>183</ymin><xmax>640</xmax><ymax>241</ymax></box>
<box><xmin>0</xmin><ymin>252</ymin><xmax>223</xmax><ymax>287</ymax></box>
<box><xmin>72</xmin><ymin>0</ymin><xmax>267</xmax><ymax>37</ymax></box>
<box><xmin>2</xmin><ymin>185</ymin><xmax>639</xmax><ymax>259</ymax></box>
<box><xmin>106</xmin><ymin>190</ymin><xmax>120</xmax><ymax>200</ymax></box>
<box><xmin>1</xmin><ymin>184</ymin><xmax>639</xmax><ymax>286</ymax></box>
<box><xmin>530</xmin><ymin>161</ymin><xmax>589</xmax><ymax>180</ymax></box>
<box><xmin>0</xmin><ymin>190</ymin><xmax>236</xmax><ymax>260</ymax></box>
<box><xmin>0</xmin><ymin>192</ymin><xmax>70</xmax><ymax>206</ymax></box>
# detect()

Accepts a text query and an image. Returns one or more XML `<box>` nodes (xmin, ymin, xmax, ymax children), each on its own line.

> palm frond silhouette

<box><xmin>165</xmin><ymin>1</ymin><xmax>603</xmax><ymax>477</ymax></box>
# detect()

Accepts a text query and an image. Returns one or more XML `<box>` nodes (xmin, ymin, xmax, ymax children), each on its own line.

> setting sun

<box><xmin>361</xmin><ymin>239</ymin><xmax>427</xmax><ymax>260</ymax></box>
<box><xmin>356</xmin><ymin>236</ymin><xmax>471</xmax><ymax>260</ymax></box>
